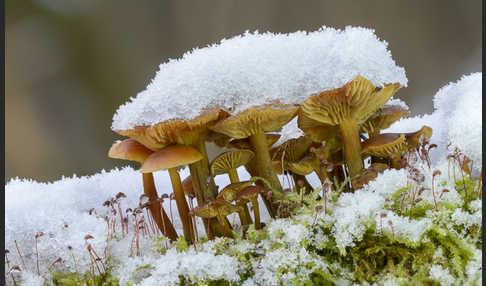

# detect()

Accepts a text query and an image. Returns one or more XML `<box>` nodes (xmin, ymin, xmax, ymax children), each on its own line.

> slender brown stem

<box><xmin>142</xmin><ymin>173</ymin><xmax>178</xmax><ymax>241</ymax></box>
<box><xmin>249</xmin><ymin>130</ymin><xmax>279</xmax><ymax>217</ymax></box>
<box><xmin>216</xmin><ymin>213</ymin><xmax>233</xmax><ymax>238</ymax></box>
<box><xmin>251</xmin><ymin>198</ymin><xmax>261</xmax><ymax>229</ymax></box>
<box><xmin>168</xmin><ymin>168</ymin><xmax>194</xmax><ymax>243</ymax></box>
<box><xmin>190</xmin><ymin>139</ymin><xmax>227</xmax><ymax>238</ymax></box>
<box><xmin>339</xmin><ymin>119</ymin><xmax>364</xmax><ymax>186</ymax></box>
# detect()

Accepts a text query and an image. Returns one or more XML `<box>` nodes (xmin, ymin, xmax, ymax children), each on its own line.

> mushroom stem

<box><xmin>189</xmin><ymin>139</ymin><xmax>227</xmax><ymax>238</ymax></box>
<box><xmin>339</xmin><ymin>119</ymin><xmax>364</xmax><ymax>184</ymax></box>
<box><xmin>142</xmin><ymin>173</ymin><xmax>178</xmax><ymax>241</ymax></box>
<box><xmin>251</xmin><ymin>197</ymin><xmax>261</xmax><ymax>230</ymax></box>
<box><xmin>249</xmin><ymin>130</ymin><xmax>279</xmax><ymax>217</ymax></box>
<box><xmin>228</xmin><ymin>169</ymin><xmax>240</xmax><ymax>184</ymax></box>
<box><xmin>167</xmin><ymin>168</ymin><xmax>194</xmax><ymax>243</ymax></box>
<box><xmin>216</xmin><ymin>212</ymin><xmax>234</xmax><ymax>238</ymax></box>
<box><xmin>227</xmin><ymin>169</ymin><xmax>253</xmax><ymax>225</ymax></box>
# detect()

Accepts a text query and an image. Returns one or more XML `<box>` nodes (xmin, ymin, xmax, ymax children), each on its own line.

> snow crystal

<box><xmin>378</xmin><ymin>211</ymin><xmax>432</xmax><ymax>243</ymax></box>
<box><xmin>112</xmin><ymin>26</ymin><xmax>407</xmax><ymax>130</ymax></box>
<box><xmin>4</xmin><ymin>166</ymin><xmax>253</xmax><ymax>277</ymax></box>
<box><xmin>446</xmin><ymin>73</ymin><xmax>482</xmax><ymax>167</ymax></box>
<box><xmin>274</xmin><ymin>117</ymin><xmax>304</xmax><ymax>147</ymax></box>
<box><xmin>429</xmin><ymin>265</ymin><xmax>455</xmax><ymax>286</ymax></box>
<box><xmin>136</xmin><ymin>249</ymin><xmax>240</xmax><ymax>285</ymax></box>
<box><xmin>386</xmin><ymin>73</ymin><xmax>482</xmax><ymax>167</ymax></box>
<box><xmin>331</xmin><ymin>169</ymin><xmax>409</xmax><ymax>249</ymax></box>
<box><xmin>385</xmin><ymin>98</ymin><xmax>409</xmax><ymax>110</ymax></box>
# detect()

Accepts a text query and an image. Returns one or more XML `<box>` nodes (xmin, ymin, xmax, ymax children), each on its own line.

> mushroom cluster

<box><xmin>109</xmin><ymin>75</ymin><xmax>431</xmax><ymax>243</ymax></box>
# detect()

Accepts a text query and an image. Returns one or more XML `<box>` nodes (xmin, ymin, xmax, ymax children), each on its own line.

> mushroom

<box><xmin>210</xmin><ymin>104</ymin><xmax>300</xmax><ymax>217</ymax></box>
<box><xmin>192</xmin><ymin>199</ymin><xmax>238</xmax><ymax>238</ymax></box>
<box><xmin>140</xmin><ymin>144</ymin><xmax>203</xmax><ymax>243</ymax></box>
<box><xmin>360</xmin><ymin>104</ymin><xmax>410</xmax><ymax>138</ymax></box>
<box><xmin>404</xmin><ymin>125</ymin><xmax>433</xmax><ymax>149</ymax></box>
<box><xmin>361</xmin><ymin>133</ymin><xmax>408</xmax><ymax>169</ymax></box>
<box><xmin>302</xmin><ymin>75</ymin><xmax>401</xmax><ymax>182</ymax></box>
<box><xmin>216</xmin><ymin>181</ymin><xmax>254</xmax><ymax>226</ymax></box>
<box><xmin>181</xmin><ymin>175</ymin><xmax>195</xmax><ymax>197</ymax></box>
<box><xmin>270</xmin><ymin>135</ymin><xmax>315</xmax><ymax>191</ymax></box>
<box><xmin>297</xmin><ymin>111</ymin><xmax>341</xmax><ymax>144</ymax></box>
<box><xmin>235</xmin><ymin>186</ymin><xmax>265</xmax><ymax>229</ymax></box>
<box><xmin>210</xmin><ymin>150</ymin><xmax>255</xmax><ymax>183</ymax></box>
<box><xmin>116</xmin><ymin>107</ymin><xmax>230</xmax><ymax>238</ymax></box>
<box><xmin>351</xmin><ymin>163</ymin><xmax>389</xmax><ymax>189</ymax></box>
<box><xmin>108</xmin><ymin>139</ymin><xmax>178</xmax><ymax>241</ymax></box>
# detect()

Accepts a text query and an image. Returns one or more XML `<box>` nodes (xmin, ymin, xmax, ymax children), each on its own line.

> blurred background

<box><xmin>6</xmin><ymin>0</ymin><xmax>482</xmax><ymax>182</ymax></box>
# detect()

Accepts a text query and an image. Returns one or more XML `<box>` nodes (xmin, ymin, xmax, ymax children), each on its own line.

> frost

<box><xmin>136</xmin><ymin>249</ymin><xmax>240</xmax><ymax>285</ymax></box>
<box><xmin>4</xmin><ymin>166</ymin><xmax>251</xmax><ymax>277</ymax></box>
<box><xmin>274</xmin><ymin>117</ymin><xmax>304</xmax><ymax>147</ymax></box>
<box><xmin>429</xmin><ymin>265</ymin><xmax>455</xmax><ymax>286</ymax></box>
<box><xmin>112</xmin><ymin>26</ymin><xmax>407</xmax><ymax>130</ymax></box>
<box><xmin>332</xmin><ymin>169</ymin><xmax>408</xmax><ymax>249</ymax></box>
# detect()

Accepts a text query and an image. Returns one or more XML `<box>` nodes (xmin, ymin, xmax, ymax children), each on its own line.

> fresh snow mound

<box><xmin>112</xmin><ymin>26</ymin><xmax>407</xmax><ymax>130</ymax></box>
<box><xmin>385</xmin><ymin>72</ymin><xmax>482</xmax><ymax>167</ymax></box>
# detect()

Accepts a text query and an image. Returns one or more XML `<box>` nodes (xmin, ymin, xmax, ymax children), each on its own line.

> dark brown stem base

<box><xmin>142</xmin><ymin>173</ymin><xmax>178</xmax><ymax>241</ymax></box>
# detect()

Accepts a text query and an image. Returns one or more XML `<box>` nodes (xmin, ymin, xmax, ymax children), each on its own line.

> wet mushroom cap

<box><xmin>404</xmin><ymin>125</ymin><xmax>433</xmax><ymax>149</ymax></box>
<box><xmin>235</xmin><ymin>186</ymin><xmax>263</xmax><ymax>203</ymax></box>
<box><xmin>302</xmin><ymin>76</ymin><xmax>401</xmax><ymax>126</ymax></box>
<box><xmin>352</xmin><ymin>163</ymin><xmax>390</xmax><ymax>189</ymax></box>
<box><xmin>181</xmin><ymin>176</ymin><xmax>195</xmax><ymax>197</ymax></box>
<box><xmin>209</xmin><ymin>104</ymin><xmax>299</xmax><ymax>139</ymax></box>
<box><xmin>108</xmin><ymin>139</ymin><xmax>153</xmax><ymax>163</ymax></box>
<box><xmin>287</xmin><ymin>153</ymin><xmax>317</xmax><ymax>175</ymax></box>
<box><xmin>216</xmin><ymin>181</ymin><xmax>254</xmax><ymax>202</ymax></box>
<box><xmin>193</xmin><ymin>199</ymin><xmax>238</xmax><ymax>218</ymax></box>
<box><xmin>361</xmin><ymin>133</ymin><xmax>407</xmax><ymax>157</ymax></box>
<box><xmin>116</xmin><ymin>107</ymin><xmax>229</xmax><ymax>150</ymax></box>
<box><xmin>270</xmin><ymin>136</ymin><xmax>314</xmax><ymax>163</ymax></box>
<box><xmin>360</xmin><ymin>105</ymin><xmax>410</xmax><ymax>135</ymax></box>
<box><xmin>140</xmin><ymin>145</ymin><xmax>204</xmax><ymax>173</ymax></box>
<box><xmin>210</xmin><ymin>150</ymin><xmax>255</xmax><ymax>176</ymax></box>
<box><xmin>297</xmin><ymin>111</ymin><xmax>341</xmax><ymax>143</ymax></box>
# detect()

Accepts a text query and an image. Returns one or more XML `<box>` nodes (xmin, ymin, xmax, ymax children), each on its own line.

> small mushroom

<box><xmin>141</xmin><ymin>144</ymin><xmax>203</xmax><ymax>243</ymax></box>
<box><xmin>351</xmin><ymin>163</ymin><xmax>390</xmax><ymax>189</ymax></box>
<box><xmin>117</xmin><ymin>107</ymin><xmax>230</xmax><ymax>238</ymax></box>
<box><xmin>108</xmin><ymin>139</ymin><xmax>178</xmax><ymax>241</ymax></box>
<box><xmin>360</xmin><ymin>104</ymin><xmax>410</xmax><ymax>138</ymax></box>
<box><xmin>361</xmin><ymin>133</ymin><xmax>407</xmax><ymax>169</ymax></box>
<box><xmin>181</xmin><ymin>175</ymin><xmax>195</xmax><ymax>197</ymax></box>
<box><xmin>302</xmin><ymin>75</ymin><xmax>401</xmax><ymax>183</ymax></box>
<box><xmin>404</xmin><ymin>125</ymin><xmax>433</xmax><ymax>149</ymax></box>
<box><xmin>235</xmin><ymin>186</ymin><xmax>265</xmax><ymax>229</ymax></box>
<box><xmin>192</xmin><ymin>199</ymin><xmax>238</xmax><ymax>237</ymax></box>
<box><xmin>210</xmin><ymin>150</ymin><xmax>255</xmax><ymax>183</ymax></box>
<box><xmin>210</xmin><ymin>104</ymin><xmax>300</xmax><ymax>217</ymax></box>
<box><xmin>216</xmin><ymin>181</ymin><xmax>254</xmax><ymax>226</ymax></box>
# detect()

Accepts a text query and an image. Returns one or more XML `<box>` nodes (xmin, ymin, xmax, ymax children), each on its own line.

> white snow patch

<box><xmin>112</xmin><ymin>26</ymin><xmax>407</xmax><ymax>130</ymax></box>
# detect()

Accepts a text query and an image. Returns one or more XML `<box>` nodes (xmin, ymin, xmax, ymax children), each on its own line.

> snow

<box><xmin>112</xmin><ymin>26</ymin><xmax>407</xmax><ymax>131</ymax></box>
<box><xmin>386</xmin><ymin>73</ymin><xmax>482</xmax><ymax>168</ymax></box>
<box><xmin>4</xmin><ymin>166</ymin><xmax>254</xmax><ymax>277</ymax></box>
<box><xmin>274</xmin><ymin>117</ymin><xmax>304</xmax><ymax>147</ymax></box>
